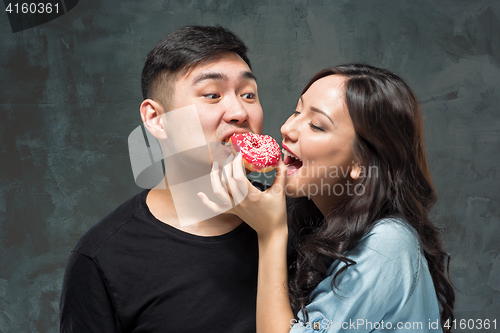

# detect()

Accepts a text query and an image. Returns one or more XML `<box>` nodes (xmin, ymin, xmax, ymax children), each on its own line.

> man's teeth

<box><xmin>282</xmin><ymin>148</ymin><xmax>301</xmax><ymax>161</ymax></box>
<box><xmin>223</xmin><ymin>140</ymin><xmax>231</xmax><ymax>147</ymax></box>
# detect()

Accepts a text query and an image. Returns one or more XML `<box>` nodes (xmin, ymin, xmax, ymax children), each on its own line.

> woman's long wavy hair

<box><xmin>287</xmin><ymin>64</ymin><xmax>455</xmax><ymax>332</ymax></box>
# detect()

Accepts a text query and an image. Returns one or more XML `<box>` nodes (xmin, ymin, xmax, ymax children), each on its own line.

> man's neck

<box><xmin>146</xmin><ymin>184</ymin><xmax>243</xmax><ymax>237</ymax></box>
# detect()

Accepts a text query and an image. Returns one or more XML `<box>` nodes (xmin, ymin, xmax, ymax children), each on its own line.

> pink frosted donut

<box><xmin>229</xmin><ymin>133</ymin><xmax>281</xmax><ymax>173</ymax></box>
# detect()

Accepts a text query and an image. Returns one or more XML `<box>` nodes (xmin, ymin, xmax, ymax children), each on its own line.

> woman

<box><xmin>199</xmin><ymin>64</ymin><xmax>455</xmax><ymax>332</ymax></box>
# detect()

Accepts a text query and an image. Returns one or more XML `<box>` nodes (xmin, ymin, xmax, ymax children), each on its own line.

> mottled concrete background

<box><xmin>1</xmin><ymin>0</ymin><xmax>499</xmax><ymax>332</ymax></box>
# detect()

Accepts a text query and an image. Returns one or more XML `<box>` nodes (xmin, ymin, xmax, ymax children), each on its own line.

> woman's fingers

<box><xmin>220</xmin><ymin>154</ymin><xmax>234</xmax><ymax>191</ymax></box>
<box><xmin>221</xmin><ymin>159</ymin><xmax>236</xmax><ymax>207</ymax></box>
<box><xmin>210</xmin><ymin>161</ymin><xmax>232</xmax><ymax>204</ymax></box>
<box><xmin>228</xmin><ymin>153</ymin><xmax>249</xmax><ymax>206</ymax></box>
<box><xmin>209</xmin><ymin>154</ymin><xmax>248</xmax><ymax>208</ymax></box>
<box><xmin>201</xmin><ymin>152</ymin><xmax>262</xmax><ymax>215</ymax></box>
<box><xmin>268</xmin><ymin>159</ymin><xmax>287</xmax><ymax>196</ymax></box>
<box><xmin>221</xmin><ymin>153</ymin><xmax>248</xmax><ymax>206</ymax></box>
<box><xmin>197</xmin><ymin>192</ymin><xmax>231</xmax><ymax>214</ymax></box>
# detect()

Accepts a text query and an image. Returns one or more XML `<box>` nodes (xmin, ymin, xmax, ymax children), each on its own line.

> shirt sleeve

<box><xmin>60</xmin><ymin>251</ymin><xmax>120</xmax><ymax>333</ymax></box>
<box><xmin>289</xmin><ymin>220</ymin><xmax>421</xmax><ymax>333</ymax></box>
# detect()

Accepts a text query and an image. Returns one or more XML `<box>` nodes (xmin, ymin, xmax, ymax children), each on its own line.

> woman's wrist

<box><xmin>257</xmin><ymin>225</ymin><xmax>288</xmax><ymax>248</ymax></box>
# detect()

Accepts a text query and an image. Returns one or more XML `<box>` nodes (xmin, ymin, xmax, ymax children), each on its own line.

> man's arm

<box><xmin>60</xmin><ymin>251</ymin><xmax>119</xmax><ymax>333</ymax></box>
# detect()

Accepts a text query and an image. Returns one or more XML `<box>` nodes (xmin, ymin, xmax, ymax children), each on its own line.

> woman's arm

<box><xmin>257</xmin><ymin>230</ymin><xmax>294</xmax><ymax>333</ymax></box>
<box><xmin>198</xmin><ymin>154</ymin><xmax>294</xmax><ymax>333</ymax></box>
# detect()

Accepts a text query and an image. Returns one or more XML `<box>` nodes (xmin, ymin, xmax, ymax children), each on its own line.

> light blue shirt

<box><xmin>289</xmin><ymin>218</ymin><xmax>442</xmax><ymax>332</ymax></box>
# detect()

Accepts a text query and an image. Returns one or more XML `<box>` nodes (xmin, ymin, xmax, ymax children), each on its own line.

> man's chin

<box><xmin>208</xmin><ymin>142</ymin><xmax>234</xmax><ymax>166</ymax></box>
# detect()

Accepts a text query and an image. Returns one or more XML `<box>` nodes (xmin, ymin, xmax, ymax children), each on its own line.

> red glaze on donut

<box><xmin>229</xmin><ymin>133</ymin><xmax>281</xmax><ymax>172</ymax></box>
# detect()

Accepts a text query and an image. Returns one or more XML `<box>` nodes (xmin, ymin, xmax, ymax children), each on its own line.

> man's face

<box><xmin>170</xmin><ymin>52</ymin><xmax>264</xmax><ymax>163</ymax></box>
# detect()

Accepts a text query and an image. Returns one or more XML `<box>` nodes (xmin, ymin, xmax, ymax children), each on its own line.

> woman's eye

<box><xmin>242</xmin><ymin>93</ymin><xmax>255</xmax><ymax>99</ymax></box>
<box><xmin>204</xmin><ymin>93</ymin><xmax>220</xmax><ymax>99</ymax></box>
<box><xmin>293</xmin><ymin>110</ymin><xmax>300</xmax><ymax>116</ymax></box>
<box><xmin>309</xmin><ymin>122</ymin><xmax>324</xmax><ymax>131</ymax></box>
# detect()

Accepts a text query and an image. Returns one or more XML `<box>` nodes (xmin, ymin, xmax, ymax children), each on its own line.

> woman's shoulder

<box><xmin>356</xmin><ymin>217</ymin><xmax>420</xmax><ymax>259</ymax></box>
<box><xmin>338</xmin><ymin>217</ymin><xmax>423</xmax><ymax>303</ymax></box>
<box><xmin>300</xmin><ymin>217</ymin><xmax>433</xmax><ymax>332</ymax></box>
<box><xmin>368</xmin><ymin>216</ymin><xmax>417</xmax><ymax>237</ymax></box>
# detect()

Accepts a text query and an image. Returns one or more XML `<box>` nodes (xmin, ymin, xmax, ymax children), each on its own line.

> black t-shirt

<box><xmin>60</xmin><ymin>190</ymin><xmax>259</xmax><ymax>332</ymax></box>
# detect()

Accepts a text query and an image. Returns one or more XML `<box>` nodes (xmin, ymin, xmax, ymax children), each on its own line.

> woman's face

<box><xmin>280</xmin><ymin>75</ymin><xmax>359</xmax><ymax>210</ymax></box>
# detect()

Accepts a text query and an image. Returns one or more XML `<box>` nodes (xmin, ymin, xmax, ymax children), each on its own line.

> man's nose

<box><xmin>222</xmin><ymin>95</ymin><xmax>249</xmax><ymax>124</ymax></box>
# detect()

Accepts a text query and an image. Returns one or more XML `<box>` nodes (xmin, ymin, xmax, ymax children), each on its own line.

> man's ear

<box><xmin>140</xmin><ymin>99</ymin><xmax>167</xmax><ymax>140</ymax></box>
<box><xmin>350</xmin><ymin>161</ymin><xmax>362</xmax><ymax>180</ymax></box>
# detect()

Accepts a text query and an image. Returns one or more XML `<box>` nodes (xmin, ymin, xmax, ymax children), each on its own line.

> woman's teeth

<box><xmin>282</xmin><ymin>148</ymin><xmax>301</xmax><ymax>162</ymax></box>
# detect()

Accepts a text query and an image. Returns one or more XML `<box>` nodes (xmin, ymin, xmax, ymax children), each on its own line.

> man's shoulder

<box><xmin>72</xmin><ymin>190</ymin><xmax>147</xmax><ymax>258</ymax></box>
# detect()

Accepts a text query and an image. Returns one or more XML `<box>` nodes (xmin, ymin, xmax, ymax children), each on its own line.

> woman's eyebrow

<box><xmin>300</xmin><ymin>96</ymin><xmax>333</xmax><ymax>124</ymax></box>
<box><xmin>310</xmin><ymin>106</ymin><xmax>333</xmax><ymax>123</ymax></box>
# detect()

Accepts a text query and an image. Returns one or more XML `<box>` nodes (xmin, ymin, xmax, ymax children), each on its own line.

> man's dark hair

<box><xmin>141</xmin><ymin>25</ymin><xmax>251</xmax><ymax>109</ymax></box>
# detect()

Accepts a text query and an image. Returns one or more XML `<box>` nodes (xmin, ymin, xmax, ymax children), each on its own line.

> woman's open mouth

<box><xmin>282</xmin><ymin>148</ymin><xmax>302</xmax><ymax>175</ymax></box>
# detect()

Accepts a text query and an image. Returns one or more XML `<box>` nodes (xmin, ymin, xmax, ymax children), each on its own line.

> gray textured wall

<box><xmin>1</xmin><ymin>0</ymin><xmax>499</xmax><ymax>332</ymax></box>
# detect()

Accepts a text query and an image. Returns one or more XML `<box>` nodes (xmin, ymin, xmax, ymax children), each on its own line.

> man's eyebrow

<box><xmin>300</xmin><ymin>96</ymin><xmax>333</xmax><ymax>123</ymax></box>
<box><xmin>191</xmin><ymin>71</ymin><xmax>256</xmax><ymax>85</ymax></box>
<box><xmin>192</xmin><ymin>72</ymin><xmax>228</xmax><ymax>85</ymax></box>
<box><xmin>240</xmin><ymin>71</ymin><xmax>257</xmax><ymax>82</ymax></box>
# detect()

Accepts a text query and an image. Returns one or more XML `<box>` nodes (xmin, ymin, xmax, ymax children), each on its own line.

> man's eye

<box><xmin>242</xmin><ymin>93</ymin><xmax>255</xmax><ymax>99</ymax></box>
<box><xmin>204</xmin><ymin>93</ymin><xmax>220</xmax><ymax>99</ymax></box>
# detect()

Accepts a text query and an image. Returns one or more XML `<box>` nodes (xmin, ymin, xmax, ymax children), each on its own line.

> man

<box><xmin>60</xmin><ymin>25</ymin><xmax>264</xmax><ymax>332</ymax></box>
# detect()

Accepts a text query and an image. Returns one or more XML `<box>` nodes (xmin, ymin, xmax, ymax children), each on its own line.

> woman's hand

<box><xmin>197</xmin><ymin>153</ymin><xmax>288</xmax><ymax>240</ymax></box>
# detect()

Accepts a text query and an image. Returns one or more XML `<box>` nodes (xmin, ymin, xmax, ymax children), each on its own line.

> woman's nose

<box><xmin>280</xmin><ymin>115</ymin><xmax>298</xmax><ymax>142</ymax></box>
